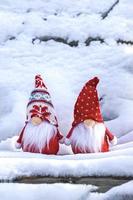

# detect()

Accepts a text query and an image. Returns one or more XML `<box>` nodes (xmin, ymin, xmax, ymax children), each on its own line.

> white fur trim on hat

<box><xmin>110</xmin><ymin>136</ymin><xmax>117</xmax><ymax>145</ymax></box>
<box><xmin>64</xmin><ymin>138</ymin><xmax>71</xmax><ymax>146</ymax></box>
<box><xmin>15</xmin><ymin>142</ymin><xmax>22</xmax><ymax>149</ymax></box>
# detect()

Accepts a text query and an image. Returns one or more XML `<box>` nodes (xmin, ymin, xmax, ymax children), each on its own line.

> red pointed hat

<box><xmin>27</xmin><ymin>74</ymin><xmax>58</xmax><ymax>126</ymax></box>
<box><xmin>72</xmin><ymin>76</ymin><xmax>103</xmax><ymax>127</ymax></box>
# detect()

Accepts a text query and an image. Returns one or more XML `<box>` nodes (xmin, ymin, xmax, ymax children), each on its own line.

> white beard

<box><xmin>22</xmin><ymin>121</ymin><xmax>57</xmax><ymax>152</ymax></box>
<box><xmin>70</xmin><ymin>122</ymin><xmax>106</xmax><ymax>153</ymax></box>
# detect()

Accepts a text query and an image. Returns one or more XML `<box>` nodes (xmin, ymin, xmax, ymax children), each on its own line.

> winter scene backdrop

<box><xmin>0</xmin><ymin>0</ymin><xmax>133</xmax><ymax>199</ymax></box>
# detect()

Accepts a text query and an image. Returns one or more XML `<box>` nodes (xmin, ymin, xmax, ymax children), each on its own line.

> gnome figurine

<box><xmin>16</xmin><ymin>74</ymin><xmax>63</xmax><ymax>154</ymax></box>
<box><xmin>65</xmin><ymin>77</ymin><xmax>117</xmax><ymax>154</ymax></box>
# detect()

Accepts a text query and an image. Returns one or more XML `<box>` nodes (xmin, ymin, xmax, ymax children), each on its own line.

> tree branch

<box><xmin>102</xmin><ymin>0</ymin><xmax>119</xmax><ymax>19</ymax></box>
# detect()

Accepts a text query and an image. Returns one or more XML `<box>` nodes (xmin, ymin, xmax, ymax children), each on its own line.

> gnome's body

<box><xmin>65</xmin><ymin>77</ymin><xmax>117</xmax><ymax>154</ymax></box>
<box><xmin>16</xmin><ymin>75</ymin><xmax>62</xmax><ymax>154</ymax></box>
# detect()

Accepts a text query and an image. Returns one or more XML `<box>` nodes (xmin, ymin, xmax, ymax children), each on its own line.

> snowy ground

<box><xmin>0</xmin><ymin>0</ymin><xmax>133</xmax><ymax>199</ymax></box>
<box><xmin>0</xmin><ymin>183</ymin><xmax>97</xmax><ymax>200</ymax></box>
<box><xmin>0</xmin><ymin>181</ymin><xmax>133</xmax><ymax>200</ymax></box>
<box><xmin>0</xmin><ymin>138</ymin><xmax>133</xmax><ymax>180</ymax></box>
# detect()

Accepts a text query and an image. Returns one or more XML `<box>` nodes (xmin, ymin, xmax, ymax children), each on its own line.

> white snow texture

<box><xmin>0</xmin><ymin>0</ymin><xmax>133</xmax><ymax>199</ymax></box>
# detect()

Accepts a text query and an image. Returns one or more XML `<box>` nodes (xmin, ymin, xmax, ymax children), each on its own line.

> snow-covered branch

<box><xmin>32</xmin><ymin>36</ymin><xmax>79</xmax><ymax>47</ymax></box>
<box><xmin>32</xmin><ymin>35</ymin><xmax>133</xmax><ymax>47</ymax></box>
<box><xmin>102</xmin><ymin>0</ymin><xmax>120</xmax><ymax>19</ymax></box>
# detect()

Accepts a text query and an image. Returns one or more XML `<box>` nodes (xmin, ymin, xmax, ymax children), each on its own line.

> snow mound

<box><xmin>0</xmin><ymin>183</ymin><xmax>97</xmax><ymax>200</ymax></box>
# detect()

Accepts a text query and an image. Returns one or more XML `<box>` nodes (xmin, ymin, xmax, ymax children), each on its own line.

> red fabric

<box><xmin>66</xmin><ymin>126</ymin><xmax>75</xmax><ymax>139</ymax></box>
<box><xmin>31</xmin><ymin>89</ymin><xmax>49</xmax><ymax>95</ymax></box>
<box><xmin>22</xmin><ymin>134</ymin><xmax>60</xmax><ymax>154</ymax></box>
<box><xmin>27</xmin><ymin>99</ymin><xmax>53</xmax><ymax>108</ymax></box>
<box><xmin>27</xmin><ymin>74</ymin><xmax>59</xmax><ymax>127</ymax></box>
<box><xmin>57</xmin><ymin>129</ymin><xmax>64</xmax><ymax>140</ymax></box>
<box><xmin>67</xmin><ymin>77</ymin><xmax>103</xmax><ymax>139</ymax></box>
<box><xmin>35</xmin><ymin>74</ymin><xmax>47</xmax><ymax>89</ymax></box>
<box><xmin>72</xmin><ymin>141</ymin><xmax>109</xmax><ymax>154</ymax></box>
<box><xmin>30</xmin><ymin>105</ymin><xmax>51</xmax><ymax>121</ymax></box>
<box><xmin>17</xmin><ymin>122</ymin><xmax>28</xmax><ymax>144</ymax></box>
<box><xmin>16</xmin><ymin>74</ymin><xmax>62</xmax><ymax>154</ymax></box>
<box><xmin>105</xmin><ymin>128</ymin><xmax>114</xmax><ymax>141</ymax></box>
<box><xmin>71</xmin><ymin>127</ymin><xmax>115</xmax><ymax>154</ymax></box>
<box><xmin>73</xmin><ymin>77</ymin><xmax>103</xmax><ymax>125</ymax></box>
<box><xmin>17</xmin><ymin>122</ymin><xmax>63</xmax><ymax>154</ymax></box>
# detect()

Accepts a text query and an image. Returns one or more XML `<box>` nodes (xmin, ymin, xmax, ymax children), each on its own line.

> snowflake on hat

<box><xmin>16</xmin><ymin>74</ymin><xmax>63</xmax><ymax>154</ymax></box>
<box><xmin>65</xmin><ymin>77</ymin><xmax>117</xmax><ymax>154</ymax></box>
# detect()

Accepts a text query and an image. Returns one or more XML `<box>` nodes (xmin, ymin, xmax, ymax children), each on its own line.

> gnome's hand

<box><xmin>64</xmin><ymin>138</ymin><xmax>71</xmax><ymax>146</ymax></box>
<box><xmin>59</xmin><ymin>137</ymin><xmax>65</xmax><ymax>144</ymax></box>
<box><xmin>84</xmin><ymin>119</ymin><xmax>96</xmax><ymax>127</ymax></box>
<box><xmin>31</xmin><ymin>116</ymin><xmax>42</xmax><ymax>126</ymax></box>
<box><xmin>15</xmin><ymin>142</ymin><xmax>22</xmax><ymax>149</ymax></box>
<box><xmin>110</xmin><ymin>136</ymin><xmax>117</xmax><ymax>145</ymax></box>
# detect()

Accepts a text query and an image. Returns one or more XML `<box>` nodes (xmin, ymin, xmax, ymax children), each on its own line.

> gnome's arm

<box><xmin>57</xmin><ymin>129</ymin><xmax>64</xmax><ymax>142</ymax></box>
<box><xmin>105</xmin><ymin>128</ymin><xmax>117</xmax><ymax>145</ymax></box>
<box><xmin>15</xmin><ymin>122</ymin><xmax>27</xmax><ymax>149</ymax></box>
<box><xmin>62</xmin><ymin>127</ymin><xmax>74</xmax><ymax>145</ymax></box>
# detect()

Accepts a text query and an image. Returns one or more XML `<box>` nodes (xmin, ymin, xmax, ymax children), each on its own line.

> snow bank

<box><xmin>0</xmin><ymin>180</ymin><xmax>133</xmax><ymax>200</ymax></box>
<box><xmin>89</xmin><ymin>181</ymin><xmax>133</xmax><ymax>200</ymax></box>
<box><xmin>0</xmin><ymin>143</ymin><xmax>133</xmax><ymax>180</ymax></box>
<box><xmin>0</xmin><ymin>128</ymin><xmax>133</xmax><ymax>181</ymax></box>
<box><xmin>0</xmin><ymin>183</ymin><xmax>96</xmax><ymax>200</ymax></box>
<box><xmin>105</xmin><ymin>181</ymin><xmax>133</xmax><ymax>200</ymax></box>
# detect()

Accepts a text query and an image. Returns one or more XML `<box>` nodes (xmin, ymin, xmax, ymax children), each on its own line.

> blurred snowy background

<box><xmin>0</xmin><ymin>0</ymin><xmax>133</xmax><ymax>145</ymax></box>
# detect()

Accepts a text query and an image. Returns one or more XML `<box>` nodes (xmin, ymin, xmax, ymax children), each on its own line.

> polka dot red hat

<box><xmin>66</xmin><ymin>77</ymin><xmax>103</xmax><ymax>140</ymax></box>
<box><xmin>72</xmin><ymin>76</ymin><xmax>103</xmax><ymax>126</ymax></box>
<box><xmin>73</xmin><ymin>76</ymin><xmax>103</xmax><ymax>126</ymax></box>
<box><xmin>27</xmin><ymin>74</ymin><xmax>58</xmax><ymax>126</ymax></box>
